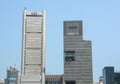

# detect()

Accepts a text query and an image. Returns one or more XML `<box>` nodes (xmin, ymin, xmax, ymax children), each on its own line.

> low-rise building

<box><xmin>0</xmin><ymin>79</ymin><xmax>4</xmax><ymax>84</ymax></box>
<box><xmin>5</xmin><ymin>66</ymin><xmax>19</xmax><ymax>84</ymax></box>
<box><xmin>45</xmin><ymin>75</ymin><xmax>63</xmax><ymax>84</ymax></box>
<box><xmin>114</xmin><ymin>72</ymin><xmax>120</xmax><ymax>84</ymax></box>
<box><xmin>99</xmin><ymin>76</ymin><xmax>103</xmax><ymax>84</ymax></box>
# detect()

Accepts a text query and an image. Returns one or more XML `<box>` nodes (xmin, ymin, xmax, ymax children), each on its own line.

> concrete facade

<box><xmin>20</xmin><ymin>9</ymin><xmax>46</xmax><ymax>84</ymax></box>
<box><xmin>64</xmin><ymin>21</ymin><xmax>93</xmax><ymax>84</ymax></box>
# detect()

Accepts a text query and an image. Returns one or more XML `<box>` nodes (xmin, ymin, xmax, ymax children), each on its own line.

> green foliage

<box><xmin>65</xmin><ymin>56</ymin><xmax>75</xmax><ymax>61</ymax></box>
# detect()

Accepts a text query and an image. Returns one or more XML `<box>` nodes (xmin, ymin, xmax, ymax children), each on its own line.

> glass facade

<box><xmin>114</xmin><ymin>73</ymin><xmax>120</xmax><ymax>84</ymax></box>
<box><xmin>6</xmin><ymin>66</ymin><xmax>19</xmax><ymax>84</ymax></box>
<box><xmin>45</xmin><ymin>75</ymin><xmax>63</xmax><ymax>84</ymax></box>
<box><xmin>65</xmin><ymin>81</ymin><xmax>75</xmax><ymax>84</ymax></box>
<box><xmin>64</xmin><ymin>51</ymin><xmax>75</xmax><ymax>57</ymax></box>
<box><xmin>45</xmin><ymin>81</ymin><xmax>62</xmax><ymax>84</ymax></box>
<box><xmin>103</xmin><ymin>67</ymin><xmax>114</xmax><ymax>84</ymax></box>
<box><xmin>64</xmin><ymin>51</ymin><xmax>75</xmax><ymax>61</ymax></box>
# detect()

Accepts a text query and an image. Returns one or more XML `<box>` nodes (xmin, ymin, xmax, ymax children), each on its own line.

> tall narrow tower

<box><xmin>64</xmin><ymin>21</ymin><xmax>93</xmax><ymax>84</ymax></box>
<box><xmin>20</xmin><ymin>9</ymin><xmax>46</xmax><ymax>84</ymax></box>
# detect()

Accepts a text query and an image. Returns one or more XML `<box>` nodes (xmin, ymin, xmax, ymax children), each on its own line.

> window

<box><xmin>66</xmin><ymin>25</ymin><xmax>79</xmax><ymax>35</ymax></box>
<box><xmin>58</xmin><ymin>81</ymin><xmax>62</xmax><ymax>84</ymax></box>
<box><xmin>65</xmin><ymin>81</ymin><xmax>76</xmax><ymax>84</ymax></box>
<box><xmin>45</xmin><ymin>81</ymin><xmax>48</xmax><ymax>84</ymax></box>
<box><xmin>64</xmin><ymin>51</ymin><xmax>75</xmax><ymax>61</ymax></box>
<box><xmin>65</xmin><ymin>51</ymin><xmax>75</xmax><ymax>56</ymax></box>
<box><xmin>69</xmin><ymin>26</ymin><xmax>77</xmax><ymax>30</ymax></box>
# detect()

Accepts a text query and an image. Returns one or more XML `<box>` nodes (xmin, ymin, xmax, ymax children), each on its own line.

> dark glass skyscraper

<box><xmin>103</xmin><ymin>67</ymin><xmax>114</xmax><ymax>84</ymax></box>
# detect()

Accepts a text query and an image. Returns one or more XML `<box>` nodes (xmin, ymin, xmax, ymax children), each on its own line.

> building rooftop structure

<box><xmin>6</xmin><ymin>66</ymin><xmax>19</xmax><ymax>84</ymax></box>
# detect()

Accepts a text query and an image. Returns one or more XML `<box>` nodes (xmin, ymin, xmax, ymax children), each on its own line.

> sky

<box><xmin>0</xmin><ymin>0</ymin><xmax>120</xmax><ymax>82</ymax></box>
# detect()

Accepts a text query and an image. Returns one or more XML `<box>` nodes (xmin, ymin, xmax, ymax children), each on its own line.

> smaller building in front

<box><xmin>99</xmin><ymin>76</ymin><xmax>103</xmax><ymax>84</ymax></box>
<box><xmin>5</xmin><ymin>66</ymin><xmax>19</xmax><ymax>84</ymax></box>
<box><xmin>0</xmin><ymin>79</ymin><xmax>4</xmax><ymax>84</ymax></box>
<box><xmin>114</xmin><ymin>72</ymin><xmax>120</xmax><ymax>84</ymax></box>
<box><xmin>45</xmin><ymin>75</ymin><xmax>63</xmax><ymax>84</ymax></box>
<box><xmin>103</xmin><ymin>67</ymin><xmax>114</xmax><ymax>84</ymax></box>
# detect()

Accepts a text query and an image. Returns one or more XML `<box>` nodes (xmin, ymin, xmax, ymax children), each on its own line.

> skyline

<box><xmin>0</xmin><ymin>0</ymin><xmax>120</xmax><ymax>82</ymax></box>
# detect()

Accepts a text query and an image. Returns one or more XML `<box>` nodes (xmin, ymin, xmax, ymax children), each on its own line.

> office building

<box><xmin>20</xmin><ymin>9</ymin><xmax>46</xmax><ymax>84</ymax></box>
<box><xmin>99</xmin><ymin>76</ymin><xmax>103</xmax><ymax>84</ymax></box>
<box><xmin>5</xmin><ymin>66</ymin><xmax>19</xmax><ymax>84</ymax></box>
<box><xmin>45</xmin><ymin>75</ymin><xmax>63</xmax><ymax>84</ymax></box>
<box><xmin>64</xmin><ymin>21</ymin><xmax>93</xmax><ymax>84</ymax></box>
<box><xmin>103</xmin><ymin>67</ymin><xmax>114</xmax><ymax>84</ymax></box>
<box><xmin>0</xmin><ymin>79</ymin><xmax>4</xmax><ymax>84</ymax></box>
<box><xmin>114</xmin><ymin>72</ymin><xmax>120</xmax><ymax>84</ymax></box>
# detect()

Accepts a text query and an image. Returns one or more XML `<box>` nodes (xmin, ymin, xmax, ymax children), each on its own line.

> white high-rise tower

<box><xmin>20</xmin><ymin>9</ymin><xmax>46</xmax><ymax>84</ymax></box>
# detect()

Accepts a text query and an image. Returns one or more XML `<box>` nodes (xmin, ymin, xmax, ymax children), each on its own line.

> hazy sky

<box><xmin>0</xmin><ymin>0</ymin><xmax>120</xmax><ymax>82</ymax></box>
